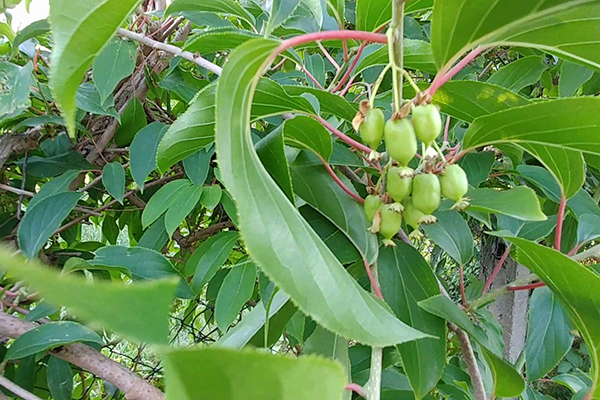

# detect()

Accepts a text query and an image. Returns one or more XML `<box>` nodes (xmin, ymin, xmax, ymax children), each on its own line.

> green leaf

<box><xmin>379</xmin><ymin>242</ymin><xmax>446</xmax><ymax>399</ymax></box>
<box><xmin>28</xmin><ymin>170</ymin><xmax>80</xmax><ymax>210</ymax></box>
<box><xmin>256</xmin><ymin>126</ymin><xmax>295</xmax><ymax>203</ymax></box>
<box><xmin>354</xmin><ymin>41</ymin><xmax>437</xmax><ymax>76</ymax></box>
<box><xmin>282</xmin><ymin>85</ymin><xmax>356</xmax><ymax>121</ymax></box>
<box><xmin>102</xmin><ymin>162</ymin><xmax>125</xmax><ymax>204</ymax></box>
<box><xmin>458</xmin><ymin>152</ymin><xmax>494</xmax><ymax>187</ymax></box>
<box><xmin>93</xmin><ymin>37</ymin><xmax>137</xmax><ymax>102</ymax></box>
<box><xmin>167</xmin><ymin>0</ymin><xmax>255</xmax><ymax>26</ymax></box>
<box><xmin>525</xmin><ymin>287</ymin><xmax>574</xmax><ymax>382</ymax></box>
<box><xmin>200</xmin><ymin>185</ymin><xmax>222</xmax><ymax>210</ymax></box>
<box><xmin>215</xmin><ymin>37</ymin><xmax>429</xmax><ymax>347</ymax></box>
<box><xmin>265</xmin><ymin>0</ymin><xmax>301</xmax><ymax>36</ymax></box>
<box><xmin>163</xmin><ymin>347</ymin><xmax>346</xmax><ymax>400</ymax></box>
<box><xmin>184</xmin><ymin>28</ymin><xmax>261</xmax><ymax>54</ymax></box>
<box><xmin>89</xmin><ymin>245</ymin><xmax>193</xmax><ymax>298</ymax></box>
<box><xmin>300</xmin><ymin>0</ymin><xmax>323</xmax><ymax>28</ymax></box>
<box><xmin>183</xmin><ymin>146</ymin><xmax>214</xmax><ymax>186</ymax></box>
<box><xmin>12</xmin><ymin>19</ymin><xmax>50</xmax><ymax>59</ymax></box>
<box><xmin>291</xmin><ymin>165</ymin><xmax>378</xmax><ymax>264</ymax></box>
<box><xmin>577</xmin><ymin>214</ymin><xmax>600</xmax><ymax>246</ymax></box>
<box><xmin>216</xmin><ymin>291</ymin><xmax>290</xmax><ymax>349</ymax></box>
<box><xmin>115</xmin><ymin>97</ymin><xmax>147</xmax><ymax>147</ymax></box>
<box><xmin>160</xmin><ymin>67</ymin><xmax>208</xmax><ymax>103</ymax></box>
<box><xmin>433</xmin><ymin>81</ymin><xmax>530</xmax><ymax>123</ymax></box>
<box><xmin>138</xmin><ymin>215</ymin><xmax>169</xmax><ymax>252</ymax></box>
<box><xmin>49</xmin><ymin>0</ymin><xmax>143</xmax><ymax>136</ymax></box>
<box><xmin>568</xmin><ymin>189</ymin><xmax>600</xmax><ymax>219</ymax></box>
<box><xmin>467</xmin><ymin>186</ymin><xmax>546</xmax><ymax>221</ymax></box>
<box><xmin>16</xmin><ymin>151</ymin><xmax>93</xmax><ymax>178</ymax></box>
<box><xmin>164</xmin><ymin>185</ymin><xmax>203</xmax><ymax>236</ymax></box>
<box><xmin>356</xmin><ymin>0</ymin><xmax>390</xmax><ymax>31</ymax></box>
<box><xmin>0</xmin><ymin>62</ymin><xmax>33</xmax><ymax>120</ymax></box>
<box><xmin>560</xmin><ymin>61</ymin><xmax>595</xmax><ymax>97</ymax></box>
<box><xmin>487</xmin><ymin>56</ymin><xmax>548</xmax><ymax>92</ymax></box>
<box><xmin>76</xmin><ymin>82</ymin><xmax>119</xmax><ymax>120</ymax></box>
<box><xmin>18</xmin><ymin>192</ymin><xmax>82</xmax><ymax>258</ymax></box>
<box><xmin>6</xmin><ymin>321</ymin><xmax>102</xmax><ymax>360</ymax></box>
<box><xmin>431</xmin><ymin>0</ymin><xmax>600</xmax><ymax>71</ymax></box>
<box><xmin>0</xmin><ymin>247</ymin><xmax>177</xmax><ymax>344</ymax></box>
<box><xmin>462</xmin><ymin>98</ymin><xmax>598</xmax><ymax>198</ymax></box>
<box><xmin>509</xmin><ymin>237</ymin><xmax>600</xmax><ymax>399</ymax></box>
<box><xmin>215</xmin><ymin>262</ymin><xmax>257</xmax><ymax>330</ymax></box>
<box><xmin>187</xmin><ymin>231</ymin><xmax>239</xmax><ymax>291</ymax></box>
<box><xmin>422</xmin><ymin>210</ymin><xmax>473</xmax><ymax>265</ymax></box>
<box><xmin>518</xmin><ymin>165</ymin><xmax>562</xmax><ymax>203</ymax></box>
<box><xmin>141</xmin><ymin>179</ymin><xmax>192</xmax><ymax>228</ymax></box>
<box><xmin>47</xmin><ymin>357</ymin><xmax>73</xmax><ymax>400</ymax></box>
<box><xmin>0</xmin><ymin>21</ymin><xmax>15</xmax><ymax>42</ymax></box>
<box><xmin>129</xmin><ymin>122</ymin><xmax>168</xmax><ymax>192</ymax></box>
<box><xmin>481</xmin><ymin>346</ymin><xmax>526</xmax><ymax>397</ymax></box>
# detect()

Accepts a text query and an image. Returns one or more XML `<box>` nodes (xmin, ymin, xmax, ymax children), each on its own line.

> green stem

<box><xmin>366</xmin><ymin>346</ymin><xmax>382</xmax><ymax>400</ymax></box>
<box><xmin>388</xmin><ymin>0</ymin><xmax>405</xmax><ymax>111</ymax></box>
<box><xmin>468</xmin><ymin>273</ymin><xmax>539</xmax><ymax>311</ymax></box>
<box><xmin>369</xmin><ymin>64</ymin><xmax>392</xmax><ymax>108</ymax></box>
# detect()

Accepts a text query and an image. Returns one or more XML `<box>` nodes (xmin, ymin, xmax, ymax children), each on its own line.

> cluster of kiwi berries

<box><xmin>356</xmin><ymin>100</ymin><xmax>469</xmax><ymax>247</ymax></box>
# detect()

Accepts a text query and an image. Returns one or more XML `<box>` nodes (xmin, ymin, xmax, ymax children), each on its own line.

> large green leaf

<box><xmin>356</xmin><ymin>0</ymin><xmax>391</xmax><ymax>32</ymax></box>
<box><xmin>264</xmin><ymin>0</ymin><xmax>301</xmax><ymax>36</ymax></box>
<box><xmin>186</xmin><ymin>231</ymin><xmax>239</xmax><ymax>291</ymax></box>
<box><xmin>283</xmin><ymin>115</ymin><xmax>332</xmax><ymax>161</ymax></box>
<box><xmin>290</xmin><ymin>165</ymin><xmax>378</xmax><ymax>264</ymax></box>
<box><xmin>6</xmin><ymin>321</ymin><xmax>103</xmax><ymax>360</ymax></box>
<box><xmin>89</xmin><ymin>245</ymin><xmax>193</xmax><ymax>298</ymax></box>
<box><xmin>215</xmin><ymin>37</ymin><xmax>429</xmax><ymax>346</ymax></box>
<box><xmin>462</xmin><ymin>98</ymin><xmax>598</xmax><ymax>197</ymax></box>
<box><xmin>18</xmin><ymin>192</ymin><xmax>82</xmax><ymax>258</ymax></box>
<box><xmin>215</xmin><ymin>261</ymin><xmax>257</xmax><ymax>331</ymax></box>
<box><xmin>27</xmin><ymin>170</ymin><xmax>80</xmax><ymax>210</ymax></box>
<box><xmin>47</xmin><ymin>357</ymin><xmax>73</xmax><ymax>400</ymax></box>
<box><xmin>141</xmin><ymin>179</ymin><xmax>192</xmax><ymax>228</ymax></box>
<box><xmin>167</xmin><ymin>0</ymin><xmax>255</xmax><ymax>26</ymax></box>
<box><xmin>431</xmin><ymin>0</ymin><xmax>600</xmax><ymax>71</ymax></box>
<box><xmin>0</xmin><ymin>62</ymin><xmax>33</xmax><ymax>120</ymax></box>
<box><xmin>157</xmin><ymin>80</ymin><xmax>314</xmax><ymax>171</ymax></box>
<box><xmin>256</xmin><ymin>127</ymin><xmax>295</xmax><ymax>203</ymax></box>
<box><xmin>509</xmin><ymin>237</ymin><xmax>600</xmax><ymax>398</ymax></box>
<box><xmin>163</xmin><ymin>347</ymin><xmax>345</xmax><ymax>399</ymax></box>
<box><xmin>49</xmin><ymin>0</ymin><xmax>143</xmax><ymax>136</ymax></box>
<box><xmin>129</xmin><ymin>122</ymin><xmax>168</xmax><ymax>192</ymax></box>
<box><xmin>163</xmin><ymin>184</ymin><xmax>203</xmax><ymax>236</ymax></box>
<box><xmin>12</xmin><ymin>19</ymin><xmax>50</xmax><ymax>59</ymax></box>
<box><xmin>92</xmin><ymin>37</ymin><xmax>137</xmax><ymax>102</ymax></box>
<box><xmin>481</xmin><ymin>347</ymin><xmax>526</xmax><ymax>397</ymax></box>
<box><xmin>422</xmin><ymin>210</ymin><xmax>473</xmax><ymax>265</ymax></box>
<box><xmin>467</xmin><ymin>186</ymin><xmax>546</xmax><ymax>221</ymax></box>
<box><xmin>379</xmin><ymin>242</ymin><xmax>446</xmax><ymax>399</ymax></box>
<box><xmin>102</xmin><ymin>162</ymin><xmax>125</xmax><ymax>204</ymax></box>
<box><xmin>525</xmin><ymin>287</ymin><xmax>574</xmax><ymax>382</ymax></box>
<box><xmin>487</xmin><ymin>56</ymin><xmax>548</xmax><ymax>93</ymax></box>
<box><xmin>560</xmin><ymin>61</ymin><xmax>595</xmax><ymax>97</ymax></box>
<box><xmin>433</xmin><ymin>80</ymin><xmax>529</xmax><ymax>123</ymax></box>
<box><xmin>0</xmin><ymin>247</ymin><xmax>177</xmax><ymax>344</ymax></box>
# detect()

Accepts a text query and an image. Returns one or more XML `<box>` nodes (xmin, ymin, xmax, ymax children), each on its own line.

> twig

<box><xmin>555</xmin><ymin>194</ymin><xmax>567</xmax><ymax>251</ymax></box>
<box><xmin>449</xmin><ymin>324</ymin><xmax>486</xmax><ymax>400</ymax></box>
<box><xmin>459</xmin><ymin>264</ymin><xmax>467</xmax><ymax>306</ymax></box>
<box><xmin>116</xmin><ymin>28</ymin><xmax>222</xmax><ymax>76</ymax></box>
<box><xmin>0</xmin><ymin>313</ymin><xmax>163</xmax><ymax>400</ymax></box>
<box><xmin>313</xmin><ymin>114</ymin><xmax>371</xmax><ymax>154</ymax></box>
<box><xmin>333</xmin><ymin>42</ymin><xmax>368</xmax><ymax>92</ymax></box>
<box><xmin>318</xmin><ymin>156</ymin><xmax>364</xmax><ymax>203</ymax></box>
<box><xmin>468</xmin><ymin>273</ymin><xmax>539</xmax><ymax>310</ymax></box>
<box><xmin>345</xmin><ymin>383</ymin><xmax>365</xmax><ymax>397</ymax></box>
<box><xmin>482</xmin><ymin>244</ymin><xmax>512</xmax><ymax>294</ymax></box>
<box><xmin>316</xmin><ymin>41</ymin><xmax>340</xmax><ymax>71</ymax></box>
<box><xmin>507</xmin><ymin>282</ymin><xmax>545</xmax><ymax>291</ymax></box>
<box><xmin>0</xmin><ymin>184</ymin><xmax>101</xmax><ymax>216</ymax></box>
<box><xmin>0</xmin><ymin>374</ymin><xmax>43</xmax><ymax>400</ymax></box>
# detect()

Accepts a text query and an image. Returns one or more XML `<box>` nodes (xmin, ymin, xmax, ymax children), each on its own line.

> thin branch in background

<box><xmin>459</xmin><ymin>264</ymin><xmax>467</xmax><ymax>306</ymax></box>
<box><xmin>426</xmin><ymin>46</ymin><xmax>486</xmax><ymax>97</ymax></box>
<box><xmin>333</xmin><ymin>42</ymin><xmax>368</xmax><ymax>92</ymax></box>
<box><xmin>482</xmin><ymin>244</ymin><xmax>512</xmax><ymax>294</ymax></box>
<box><xmin>443</xmin><ymin>116</ymin><xmax>451</xmax><ymax>143</ymax></box>
<box><xmin>293</xmin><ymin>59</ymin><xmax>325</xmax><ymax>89</ymax></box>
<box><xmin>555</xmin><ymin>194</ymin><xmax>567</xmax><ymax>251</ymax></box>
<box><xmin>316</xmin><ymin>41</ymin><xmax>340</xmax><ymax>71</ymax></box>
<box><xmin>449</xmin><ymin>324</ymin><xmax>487</xmax><ymax>400</ymax></box>
<box><xmin>345</xmin><ymin>383</ymin><xmax>365</xmax><ymax>397</ymax></box>
<box><xmin>16</xmin><ymin>152</ymin><xmax>28</xmax><ymax>220</ymax></box>
<box><xmin>0</xmin><ymin>374</ymin><xmax>43</xmax><ymax>400</ymax></box>
<box><xmin>508</xmin><ymin>282</ymin><xmax>545</xmax><ymax>291</ymax></box>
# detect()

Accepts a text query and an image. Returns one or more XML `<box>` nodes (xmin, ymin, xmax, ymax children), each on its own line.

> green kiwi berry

<box><xmin>379</xmin><ymin>203</ymin><xmax>403</xmax><ymax>246</ymax></box>
<box><xmin>384</xmin><ymin>118</ymin><xmax>417</xmax><ymax>166</ymax></box>
<box><xmin>386</xmin><ymin>166</ymin><xmax>413</xmax><ymax>203</ymax></box>
<box><xmin>364</xmin><ymin>194</ymin><xmax>383</xmax><ymax>222</ymax></box>
<box><xmin>440</xmin><ymin>164</ymin><xmax>470</xmax><ymax>210</ymax></box>
<box><xmin>412</xmin><ymin>104</ymin><xmax>442</xmax><ymax>147</ymax></box>
<box><xmin>412</xmin><ymin>173</ymin><xmax>441</xmax><ymax>224</ymax></box>
<box><xmin>359</xmin><ymin>108</ymin><xmax>385</xmax><ymax>150</ymax></box>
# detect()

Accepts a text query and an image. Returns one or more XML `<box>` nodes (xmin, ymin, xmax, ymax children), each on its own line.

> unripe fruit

<box><xmin>379</xmin><ymin>203</ymin><xmax>403</xmax><ymax>246</ymax></box>
<box><xmin>412</xmin><ymin>173</ymin><xmax>441</xmax><ymax>224</ymax></box>
<box><xmin>440</xmin><ymin>164</ymin><xmax>470</xmax><ymax>210</ymax></box>
<box><xmin>412</xmin><ymin>104</ymin><xmax>442</xmax><ymax>146</ymax></box>
<box><xmin>359</xmin><ymin>108</ymin><xmax>385</xmax><ymax>150</ymax></box>
<box><xmin>364</xmin><ymin>194</ymin><xmax>383</xmax><ymax>222</ymax></box>
<box><xmin>403</xmin><ymin>197</ymin><xmax>423</xmax><ymax>230</ymax></box>
<box><xmin>384</xmin><ymin>118</ymin><xmax>417</xmax><ymax>166</ymax></box>
<box><xmin>387</xmin><ymin>166</ymin><xmax>413</xmax><ymax>203</ymax></box>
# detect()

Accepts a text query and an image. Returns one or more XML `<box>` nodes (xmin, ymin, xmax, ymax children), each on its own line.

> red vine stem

<box><xmin>334</xmin><ymin>41</ymin><xmax>368</xmax><ymax>92</ymax></box>
<box><xmin>426</xmin><ymin>46</ymin><xmax>486</xmax><ymax>97</ymax></box>
<box><xmin>364</xmin><ymin>257</ymin><xmax>384</xmax><ymax>300</ymax></box>
<box><xmin>345</xmin><ymin>383</ymin><xmax>365</xmax><ymax>397</ymax></box>
<box><xmin>482</xmin><ymin>244</ymin><xmax>512</xmax><ymax>294</ymax></box>
<box><xmin>274</xmin><ymin>31</ymin><xmax>387</xmax><ymax>56</ymax></box>
<box><xmin>316</xmin><ymin>41</ymin><xmax>341</xmax><ymax>71</ymax></box>
<box><xmin>555</xmin><ymin>194</ymin><xmax>567</xmax><ymax>251</ymax></box>
<box><xmin>313</xmin><ymin>114</ymin><xmax>372</xmax><ymax>154</ymax></box>
<box><xmin>318</xmin><ymin>155</ymin><xmax>364</xmax><ymax>203</ymax></box>
<box><xmin>459</xmin><ymin>264</ymin><xmax>467</xmax><ymax>306</ymax></box>
<box><xmin>507</xmin><ymin>281</ymin><xmax>546</xmax><ymax>291</ymax></box>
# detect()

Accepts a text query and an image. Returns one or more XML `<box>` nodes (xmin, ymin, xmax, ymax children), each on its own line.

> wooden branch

<box><xmin>0</xmin><ymin>313</ymin><xmax>163</xmax><ymax>400</ymax></box>
<box><xmin>449</xmin><ymin>323</ymin><xmax>486</xmax><ymax>400</ymax></box>
<box><xmin>181</xmin><ymin>221</ymin><xmax>235</xmax><ymax>247</ymax></box>
<box><xmin>0</xmin><ymin>128</ymin><xmax>43</xmax><ymax>170</ymax></box>
<box><xmin>0</xmin><ymin>375</ymin><xmax>42</xmax><ymax>400</ymax></box>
